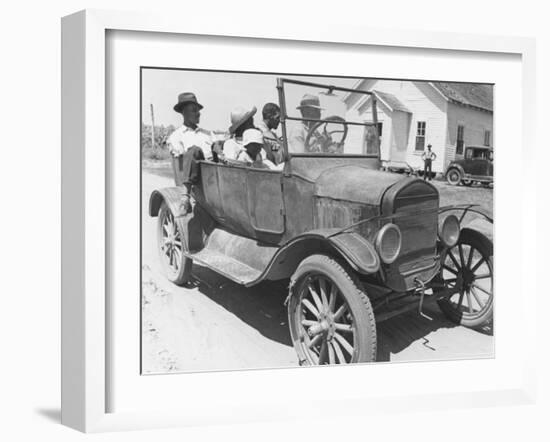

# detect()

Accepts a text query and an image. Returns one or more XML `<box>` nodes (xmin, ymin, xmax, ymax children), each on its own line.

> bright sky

<box><xmin>141</xmin><ymin>68</ymin><xmax>360</xmax><ymax>132</ymax></box>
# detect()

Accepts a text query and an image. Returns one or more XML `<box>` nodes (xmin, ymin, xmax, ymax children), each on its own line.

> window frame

<box><xmin>415</xmin><ymin>121</ymin><xmax>426</xmax><ymax>152</ymax></box>
<box><xmin>484</xmin><ymin>129</ymin><xmax>491</xmax><ymax>147</ymax></box>
<box><xmin>456</xmin><ymin>124</ymin><xmax>465</xmax><ymax>155</ymax></box>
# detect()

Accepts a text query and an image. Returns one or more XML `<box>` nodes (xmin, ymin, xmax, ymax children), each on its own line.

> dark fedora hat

<box><xmin>173</xmin><ymin>92</ymin><xmax>204</xmax><ymax>113</ymax></box>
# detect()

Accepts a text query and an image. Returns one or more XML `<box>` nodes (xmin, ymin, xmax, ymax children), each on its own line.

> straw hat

<box><xmin>229</xmin><ymin>106</ymin><xmax>257</xmax><ymax>134</ymax></box>
<box><xmin>296</xmin><ymin>94</ymin><xmax>323</xmax><ymax>110</ymax></box>
<box><xmin>243</xmin><ymin>128</ymin><xmax>264</xmax><ymax>147</ymax></box>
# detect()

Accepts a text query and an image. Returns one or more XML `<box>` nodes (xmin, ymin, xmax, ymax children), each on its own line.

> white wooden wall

<box><xmin>445</xmin><ymin>103</ymin><xmax>494</xmax><ymax>166</ymax></box>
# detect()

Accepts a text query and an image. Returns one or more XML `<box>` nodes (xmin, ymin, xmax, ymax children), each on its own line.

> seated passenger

<box><xmin>223</xmin><ymin>106</ymin><xmax>257</xmax><ymax>160</ymax></box>
<box><xmin>258</xmin><ymin>102</ymin><xmax>283</xmax><ymax>164</ymax></box>
<box><xmin>237</xmin><ymin>129</ymin><xmax>284</xmax><ymax>171</ymax></box>
<box><xmin>288</xmin><ymin>94</ymin><xmax>324</xmax><ymax>153</ymax></box>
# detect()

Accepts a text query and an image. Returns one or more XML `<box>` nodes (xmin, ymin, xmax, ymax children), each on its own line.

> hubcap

<box><xmin>295</xmin><ymin>275</ymin><xmax>356</xmax><ymax>365</ymax></box>
<box><xmin>441</xmin><ymin>242</ymin><xmax>493</xmax><ymax>316</ymax></box>
<box><xmin>161</xmin><ymin>210</ymin><xmax>183</xmax><ymax>273</ymax></box>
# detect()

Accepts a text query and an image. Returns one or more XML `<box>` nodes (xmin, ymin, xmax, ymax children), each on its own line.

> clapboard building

<box><xmin>344</xmin><ymin>79</ymin><xmax>493</xmax><ymax>173</ymax></box>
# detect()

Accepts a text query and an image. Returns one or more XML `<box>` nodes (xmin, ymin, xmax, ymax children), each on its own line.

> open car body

<box><xmin>149</xmin><ymin>78</ymin><xmax>494</xmax><ymax>365</ymax></box>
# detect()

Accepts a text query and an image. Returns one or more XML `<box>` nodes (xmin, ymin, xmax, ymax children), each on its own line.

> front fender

<box><xmin>261</xmin><ymin>230</ymin><xmax>380</xmax><ymax>282</ymax></box>
<box><xmin>149</xmin><ymin>187</ymin><xmax>188</xmax><ymax>218</ymax></box>
<box><xmin>446</xmin><ymin>163</ymin><xmax>465</xmax><ymax>176</ymax></box>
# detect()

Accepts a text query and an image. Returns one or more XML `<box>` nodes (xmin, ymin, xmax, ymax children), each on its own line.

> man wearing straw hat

<box><xmin>167</xmin><ymin>92</ymin><xmax>214</xmax><ymax>213</ymax></box>
<box><xmin>288</xmin><ymin>94</ymin><xmax>324</xmax><ymax>153</ymax></box>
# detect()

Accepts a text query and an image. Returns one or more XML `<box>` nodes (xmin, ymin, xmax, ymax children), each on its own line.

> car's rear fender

<box><xmin>149</xmin><ymin>187</ymin><xmax>188</xmax><ymax>218</ymax></box>
<box><xmin>262</xmin><ymin>231</ymin><xmax>380</xmax><ymax>282</ymax></box>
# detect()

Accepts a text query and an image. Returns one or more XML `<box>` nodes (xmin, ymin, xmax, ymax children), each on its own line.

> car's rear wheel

<box><xmin>437</xmin><ymin>229</ymin><xmax>493</xmax><ymax>327</ymax></box>
<box><xmin>288</xmin><ymin>255</ymin><xmax>377</xmax><ymax>365</ymax></box>
<box><xmin>446</xmin><ymin>168</ymin><xmax>462</xmax><ymax>186</ymax></box>
<box><xmin>157</xmin><ymin>201</ymin><xmax>193</xmax><ymax>285</ymax></box>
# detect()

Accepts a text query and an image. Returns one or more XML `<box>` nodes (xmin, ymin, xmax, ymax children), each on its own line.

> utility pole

<box><xmin>150</xmin><ymin>103</ymin><xmax>156</xmax><ymax>151</ymax></box>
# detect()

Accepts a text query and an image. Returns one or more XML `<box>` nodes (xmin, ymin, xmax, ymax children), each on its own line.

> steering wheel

<box><xmin>304</xmin><ymin>115</ymin><xmax>348</xmax><ymax>153</ymax></box>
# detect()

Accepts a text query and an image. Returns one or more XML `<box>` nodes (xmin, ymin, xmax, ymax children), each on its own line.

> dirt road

<box><xmin>141</xmin><ymin>167</ymin><xmax>494</xmax><ymax>374</ymax></box>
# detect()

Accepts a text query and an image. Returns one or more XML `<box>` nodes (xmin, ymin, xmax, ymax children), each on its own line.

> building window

<box><xmin>484</xmin><ymin>129</ymin><xmax>491</xmax><ymax>146</ymax></box>
<box><xmin>415</xmin><ymin>121</ymin><xmax>426</xmax><ymax>151</ymax></box>
<box><xmin>456</xmin><ymin>125</ymin><xmax>465</xmax><ymax>155</ymax></box>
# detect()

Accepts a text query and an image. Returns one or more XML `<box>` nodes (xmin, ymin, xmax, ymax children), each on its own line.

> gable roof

<box><xmin>431</xmin><ymin>82</ymin><xmax>493</xmax><ymax>112</ymax></box>
<box><xmin>372</xmin><ymin>90</ymin><xmax>411</xmax><ymax>113</ymax></box>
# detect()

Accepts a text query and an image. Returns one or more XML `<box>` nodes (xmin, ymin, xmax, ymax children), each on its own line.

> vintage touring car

<box><xmin>445</xmin><ymin>145</ymin><xmax>494</xmax><ymax>186</ymax></box>
<box><xmin>149</xmin><ymin>78</ymin><xmax>494</xmax><ymax>365</ymax></box>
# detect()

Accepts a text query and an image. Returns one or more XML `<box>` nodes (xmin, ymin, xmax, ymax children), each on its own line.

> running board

<box><xmin>185</xmin><ymin>228</ymin><xmax>278</xmax><ymax>285</ymax></box>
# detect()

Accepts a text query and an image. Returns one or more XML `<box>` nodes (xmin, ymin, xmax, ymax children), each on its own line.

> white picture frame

<box><xmin>61</xmin><ymin>9</ymin><xmax>537</xmax><ymax>433</ymax></box>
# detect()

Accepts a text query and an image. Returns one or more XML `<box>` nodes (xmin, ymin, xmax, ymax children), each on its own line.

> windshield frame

<box><xmin>276</xmin><ymin>77</ymin><xmax>380</xmax><ymax>159</ymax></box>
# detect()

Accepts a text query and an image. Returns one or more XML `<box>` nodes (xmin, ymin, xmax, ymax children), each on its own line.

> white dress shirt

<box><xmin>167</xmin><ymin>125</ymin><xmax>213</xmax><ymax>159</ymax></box>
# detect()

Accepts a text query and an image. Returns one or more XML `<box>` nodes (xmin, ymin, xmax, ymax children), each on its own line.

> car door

<box><xmin>462</xmin><ymin>147</ymin><xmax>475</xmax><ymax>175</ymax></box>
<box><xmin>246</xmin><ymin>168</ymin><xmax>285</xmax><ymax>237</ymax></box>
<box><xmin>470</xmin><ymin>149</ymin><xmax>488</xmax><ymax>177</ymax></box>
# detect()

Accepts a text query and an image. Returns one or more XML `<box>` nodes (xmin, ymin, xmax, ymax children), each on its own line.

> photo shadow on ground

<box><xmin>191</xmin><ymin>264</ymin><xmax>293</xmax><ymax>347</ymax></box>
<box><xmin>191</xmin><ymin>264</ymin><xmax>493</xmax><ymax>360</ymax></box>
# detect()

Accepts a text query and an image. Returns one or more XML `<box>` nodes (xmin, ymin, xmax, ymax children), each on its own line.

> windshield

<box><xmin>278</xmin><ymin>78</ymin><xmax>380</xmax><ymax>157</ymax></box>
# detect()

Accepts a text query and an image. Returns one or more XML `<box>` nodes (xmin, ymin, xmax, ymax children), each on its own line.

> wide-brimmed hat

<box><xmin>243</xmin><ymin>128</ymin><xmax>264</xmax><ymax>147</ymax></box>
<box><xmin>296</xmin><ymin>94</ymin><xmax>323</xmax><ymax>110</ymax></box>
<box><xmin>173</xmin><ymin>92</ymin><xmax>204</xmax><ymax>113</ymax></box>
<box><xmin>229</xmin><ymin>106</ymin><xmax>257</xmax><ymax>134</ymax></box>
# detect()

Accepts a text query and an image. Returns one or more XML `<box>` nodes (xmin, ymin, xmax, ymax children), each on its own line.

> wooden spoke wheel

<box><xmin>157</xmin><ymin>202</ymin><xmax>192</xmax><ymax>285</ymax></box>
<box><xmin>438</xmin><ymin>229</ymin><xmax>493</xmax><ymax>327</ymax></box>
<box><xmin>288</xmin><ymin>255</ymin><xmax>376</xmax><ymax>365</ymax></box>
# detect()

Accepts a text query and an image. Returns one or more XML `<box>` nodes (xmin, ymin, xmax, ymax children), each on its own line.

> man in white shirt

<box><xmin>167</xmin><ymin>92</ymin><xmax>214</xmax><ymax>160</ymax></box>
<box><xmin>421</xmin><ymin>144</ymin><xmax>437</xmax><ymax>181</ymax></box>
<box><xmin>288</xmin><ymin>94</ymin><xmax>323</xmax><ymax>153</ymax></box>
<box><xmin>167</xmin><ymin>92</ymin><xmax>214</xmax><ymax>213</ymax></box>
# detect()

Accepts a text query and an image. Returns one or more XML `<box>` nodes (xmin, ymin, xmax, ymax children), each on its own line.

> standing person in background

<box><xmin>167</xmin><ymin>92</ymin><xmax>214</xmax><ymax>213</ymax></box>
<box><xmin>421</xmin><ymin>144</ymin><xmax>437</xmax><ymax>181</ymax></box>
<box><xmin>257</xmin><ymin>102</ymin><xmax>283</xmax><ymax>164</ymax></box>
<box><xmin>222</xmin><ymin>106</ymin><xmax>257</xmax><ymax>160</ymax></box>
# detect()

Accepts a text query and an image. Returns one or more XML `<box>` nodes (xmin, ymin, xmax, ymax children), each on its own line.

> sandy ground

<box><xmin>141</xmin><ymin>168</ymin><xmax>494</xmax><ymax>374</ymax></box>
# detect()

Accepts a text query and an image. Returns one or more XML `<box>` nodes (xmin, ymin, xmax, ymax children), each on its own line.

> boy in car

<box><xmin>237</xmin><ymin>129</ymin><xmax>283</xmax><ymax>171</ymax></box>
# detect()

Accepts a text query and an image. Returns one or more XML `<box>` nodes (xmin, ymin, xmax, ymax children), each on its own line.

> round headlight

<box><xmin>438</xmin><ymin>214</ymin><xmax>460</xmax><ymax>247</ymax></box>
<box><xmin>375</xmin><ymin>223</ymin><xmax>402</xmax><ymax>264</ymax></box>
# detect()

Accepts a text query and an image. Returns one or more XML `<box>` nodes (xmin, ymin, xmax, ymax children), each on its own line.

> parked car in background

<box><xmin>445</xmin><ymin>146</ymin><xmax>493</xmax><ymax>186</ymax></box>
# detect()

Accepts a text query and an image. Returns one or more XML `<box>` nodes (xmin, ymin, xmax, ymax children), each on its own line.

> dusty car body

<box><xmin>149</xmin><ymin>78</ymin><xmax>494</xmax><ymax>365</ymax></box>
<box><xmin>445</xmin><ymin>145</ymin><xmax>494</xmax><ymax>186</ymax></box>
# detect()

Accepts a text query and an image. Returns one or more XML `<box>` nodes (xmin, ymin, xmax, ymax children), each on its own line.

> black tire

<box><xmin>157</xmin><ymin>201</ymin><xmax>193</xmax><ymax>285</ymax></box>
<box><xmin>462</xmin><ymin>179</ymin><xmax>473</xmax><ymax>186</ymax></box>
<box><xmin>446</xmin><ymin>168</ymin><xmax>462</xmax><ymax>186</ymax></box>
<box><xmin>288</xmin><ymin>254</ymin><xmax>377</xmax><ymax>365</ymax></box>
<box><xmin>437</xmin><ymin>229</ymin><xmax>493</xmax><ymax>327</ymax></box>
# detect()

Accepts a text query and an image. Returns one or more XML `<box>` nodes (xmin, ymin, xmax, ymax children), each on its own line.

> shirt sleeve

<box><xmin>167</xmin><ymin>131</ymin><xmax>184</xmax><ymax>156</ymax></box>
<box><xmin>288</xmin><ymin>125</ymin><xmax>305</xmax><ymax>153</ymax></box>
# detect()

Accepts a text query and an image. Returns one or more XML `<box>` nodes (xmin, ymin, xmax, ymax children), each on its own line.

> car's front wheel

<box><xmin>446</xmin><ymin>168</ymin><xmax>462</xmax><ymax>186</ymax></box>
<box><xmin>288</xmin><ymin>255</ymin><xmax>377</xmax><ymax>365</ymax></box>
<box><xmin>437</xmin><ymin>229</ymin><xmax>493</xmax><ymax>327</ymax></box>
<box><xmin>157</xmin><ymin>201</ymin><xmax>193</xmax><ymax>285</ymax></box>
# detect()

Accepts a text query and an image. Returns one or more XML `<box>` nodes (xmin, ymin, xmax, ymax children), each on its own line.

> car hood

<box><xmin>314</xmin><ymin>165</ymin><xmax>408</xmax><ymax>206</ymax></box>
